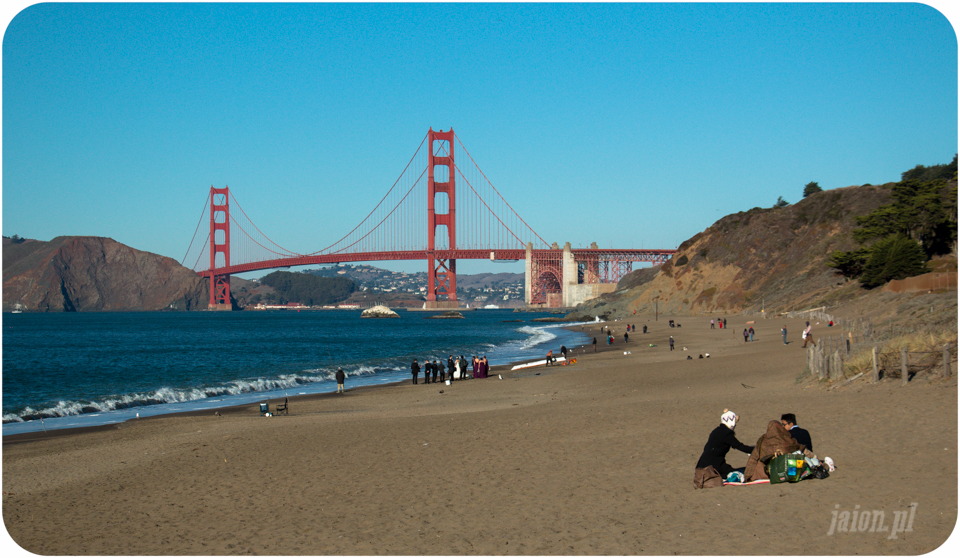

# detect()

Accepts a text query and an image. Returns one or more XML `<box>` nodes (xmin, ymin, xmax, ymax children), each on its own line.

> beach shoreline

<box><xmin>1</xmin><ymin>319</ymin><xmax>608</xmax><ymax>445</ymax></box>
<box><xmin>4</xmin><ymin>314</ymin><xmax>957</xmax><ymax>555</ymax></box>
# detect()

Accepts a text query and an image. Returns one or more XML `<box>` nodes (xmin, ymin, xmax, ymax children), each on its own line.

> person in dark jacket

<box><xmin>781</xmin><ymin>413</ymin><xmax>813</xmax><ymax>452</ymax></box>
<box><xmin>411</xmin><ymin>359</ymin><xmax>420</xmax><ymax>384</ymax></box>
<box><xmin>431</xmin><ymin>360</ymin><xmax>439</xmax><ymax>384</ymax></box>
<box><xmin>336</xmin><ymin>367</ymin><xmax>346</xmax><ymax>394</ymax></box>
<box><xmin>423</xmin><ymin>360</ymin><xmax>433</xmax><ymax>384</ymax></box>
<box><xmin>695</xmin><ymin>410</ymin><xmax>755</xmax><ymax>478</ymax></box>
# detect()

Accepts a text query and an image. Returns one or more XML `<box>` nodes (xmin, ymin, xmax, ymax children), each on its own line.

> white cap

<box><xmin>721</xmin><ymin>409</ymin><xmax>738</xmax><ymax>430</ymax></box>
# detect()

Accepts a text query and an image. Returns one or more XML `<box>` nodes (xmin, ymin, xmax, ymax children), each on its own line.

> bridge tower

<box><xmin>208</xmin><ymin>186</ymin><xmax>232</xmax><ymax>310</ymax></box>
<box><xmin>425</xmin><ymin>128</ymin><xmax>459</xmax><ymax>309</ymax></box>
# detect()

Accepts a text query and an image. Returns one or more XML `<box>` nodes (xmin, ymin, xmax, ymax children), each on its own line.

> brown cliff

<box><xmin>3</xmin><ymin>236</ymin><xmax>208</xmax><ymax>312</ymax></box>
<box><xmin>572</xmin><ymin>184</ymin><xmax>956</xmax><ymax>322</ymax></box>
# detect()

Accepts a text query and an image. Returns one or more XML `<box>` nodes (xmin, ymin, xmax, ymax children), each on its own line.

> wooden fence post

<box><xmin>901</xmin><ymin>346</ymin><xmax>909</xmax><ymax>386</ymax></box>
<box><xmin>872</xmin><ymin>347</ymin><xmax>879</xmax><ymax>383</ymax></box>
<box><xmin>944</xmin><ymin>344</ymin><xmax>952</xmax><ymax>378</ymax></box>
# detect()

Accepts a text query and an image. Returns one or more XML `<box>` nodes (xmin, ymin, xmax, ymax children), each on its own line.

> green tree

<box><xmin>827</xmin><ymin>248</ymin><xmax>869</xmax><ymax>277</ymax></box>
<box><xmin>773</xmin><ymin>196</ymin><xmax>789</xmax><ymax>208</ymax></box>
<box><xmin>858</xmin><ymin>234</ymin><xmax>929</xmax><ymax>289</ymax></box>
<box><xmin>802</xmin><ymin>182</ymin><xmax>822</xmax><ymax>198</ymax></box>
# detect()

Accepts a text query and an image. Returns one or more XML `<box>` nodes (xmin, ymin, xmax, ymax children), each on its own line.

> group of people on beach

<box><xmin>694</xmin><ymin>409</ymin><xmax>833</xmax><ymax>488</ymax></box>
<box><xmin>410</xmin><ymin>355</ymin><xmax>491</xmax><ymax>384</ymax></box>
<box><xmin>710</xmin><ymin>318</ymin><xmax>728</xmax><ymax>329</ymax></box>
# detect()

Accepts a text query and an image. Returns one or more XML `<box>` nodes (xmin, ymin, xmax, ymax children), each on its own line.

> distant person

<box><xmin>546</xmin><ymin>350</ymin><xmax>556</xmax><ymax>366</ymax></box>
<box><xmin>749</xmin><ymin>327</ymin><xmax>755</xmax><ymax>342</ymax></box>
<box><xmin>781</xmin><ymin>325</ymin><xmax>788</xmax><ymax>345</ymax></box>
<box><xmin>592</xmin><ymin>337</ymin><xmax>597</xmax><ymax>352</ymax></box>
<box><xmin>437</xmin><ymin>360</ymin><xmax>445</xmax><ymax>382</ymax></box>
<box><xmin>711</xmin><ymin>319</ymin><xmax>715</xmax><ymax>329</ymax></box>
<box><xmin>643</xmin><ymin>325</ymin><xmax>648</xmax><ymax>334</ymax></box>
<box><xmin>802</xmin><ymin>322</ymin><xmax>816</xmax><ymax>348</ymax></box>
<box><xmin>560</xmin><ymin>345</ymin><xmax>568</xmax><ymax>360</ymax></box>
<box><xmin>432</xmin><ymin>360</ymin><xmax>439</xmax><ymax>383</ymax></box>
<box><xmin>781</xmin><ymin>413</ymin><xmax>813</xmax><ymax>452</ymax></box>
<box><xmin>411</xmin><ymin>359</ymin><xmax>420</xmax><ymax>384</ymax></box>
<box><xmin>336</xmin><ymin>367</ymin><xmax>346</xmax><ymax>394</ymax></box>
<box><xmin>743</xmin><ymin>329</ymin><xmax>749</xmax><ymax>343</ymax></box>
<box><xmin>448</xmin><ymin>355</ymin><xmax>456</xmax><ymax>380</ymax></box>
<box><xmin>669</xmin><ymin>336</ymin><xmax>675</xmax><ymax>351</ymax></box>
<box><xmin>624</xmin><ymin>331</ymin><xmax>629</xmax><ymax>343</ymax></box>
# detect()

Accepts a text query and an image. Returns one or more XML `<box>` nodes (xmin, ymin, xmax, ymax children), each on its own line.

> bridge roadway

<box><xmin>198</xmin><ymin>248</ymin><xmax>674</xmax><ymax>278</ymax></box>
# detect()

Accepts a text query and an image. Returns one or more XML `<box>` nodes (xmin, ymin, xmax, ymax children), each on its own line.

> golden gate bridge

<box><xmin>181</xmin><ymin>128</ymin><xmax>675</xmax><ymax>310</ymax></box>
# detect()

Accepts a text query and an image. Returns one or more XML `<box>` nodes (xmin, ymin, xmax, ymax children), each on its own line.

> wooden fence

<box><xmin>807</xmin><ymin>336</ymin><xmax>955</xmax><ymax>386</ymax></box>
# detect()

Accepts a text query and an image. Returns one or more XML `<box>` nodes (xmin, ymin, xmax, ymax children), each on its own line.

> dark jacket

<box><xmin>696</xmin><ymin>424</ymin><xmax>754</xmax><ymax>476</ymax></box>
<box><xmin>789</xmin><ymin>426</ymin><xmax>813</xmax><ymax>452</ymax></box>
<box><xmin>336</xmin><ymin>369</ymin><xmax>345</xmax><ymax>383</ymax></box>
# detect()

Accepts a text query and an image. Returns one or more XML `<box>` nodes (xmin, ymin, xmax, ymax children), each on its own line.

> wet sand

<box><xmin>3</xmin><ymin>316</ymin><xmax>957</xmax><ymax>555</ymax></box>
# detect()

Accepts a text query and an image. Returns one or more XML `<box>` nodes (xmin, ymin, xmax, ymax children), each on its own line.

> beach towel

<box><xmin>723</xmin><ymin>479</ymin><xmax>770</xmax><ymax>486</ymax></box>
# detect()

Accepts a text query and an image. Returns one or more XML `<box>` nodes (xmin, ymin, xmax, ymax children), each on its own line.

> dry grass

<box><xmin>842</xmin><ymin>329</ymin><xmax>958</xmax><ymax>380</ymax></box>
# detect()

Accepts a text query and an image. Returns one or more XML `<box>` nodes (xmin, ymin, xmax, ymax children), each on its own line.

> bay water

<box><xmin>2</xmin><ymin>309</ymin><xmax>591</xmax><ymax>436</ymax></box>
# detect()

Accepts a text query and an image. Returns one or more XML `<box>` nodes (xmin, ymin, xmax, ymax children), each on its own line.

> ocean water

<box><xmin>1</xmin><ymin>309</ymin><xmax>591</xmax><ymax>436</ymax></box>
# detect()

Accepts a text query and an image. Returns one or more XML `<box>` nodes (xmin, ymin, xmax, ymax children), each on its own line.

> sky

<box><xmin>2</xmin><ymin>2</ymin><xmax>957</xmax><ymax>278</ymax></box>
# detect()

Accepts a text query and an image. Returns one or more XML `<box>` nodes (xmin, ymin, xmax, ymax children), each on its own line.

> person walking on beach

<box><xmin>643</xmin><ymin>324</ymin><xmax>648</xmax><ymax>334</ymax></box>
<box><xmin>593</xmin><ymin>337</ymin><xmax>597</xmax><ymax>352</ymax></box>
<box><xmin>411</xmin><ymin>359</ymin><xmax>420</xmax><ymax>384</ymax></box>
<box><xmin>781</xmin><ymin>325</ymin><xmax>788</xmax><ymax>345</ymax></box>
<box><xmin>749</xmin><ymin>327</ymin><xmax>755</xmax><ymax>342</ymax></box>
<box><xmin>669</xmin><ymin>336</ymin><xmax>675</xmax><ymax>351</ymax></box>
<box><xmin>802</xmin><ymin>321</ymin><xmax>816</xmax><ymax>348</ymax></box>
<box><xmin>743</xmin><ymin>329</ymin><xmax>749</xmax><ymax>343</ymax></box>
<box><xmin>624</xmin><ymin>331</ymin><xmax>629</xmax><ymax>343</ymax></box>
<box><xmin>336</xmin><ymin>367</ymin><xmax>346</xmax><ymax>394</ymax></box>
<box><xmin>711</xmin><ymin>319</ymin><xmax>715</xmax><ymax>329</ymax></box>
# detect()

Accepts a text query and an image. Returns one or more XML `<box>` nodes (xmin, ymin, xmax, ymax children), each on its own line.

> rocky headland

<box><xmin>2</xmin><ymin>236</ymin><xmax>208</xmax><ymax>312</ymax></box>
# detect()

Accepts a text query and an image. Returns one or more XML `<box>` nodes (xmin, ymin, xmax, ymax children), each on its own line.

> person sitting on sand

<box><xmin>694</xmin><ymin>410</ymin><xmax>754</xmax><ymax>488</ymax></box>
<box><xmin>781</xmin><ymin>413</ymin><xmax>813</xmax><ymax>452</ymax></box>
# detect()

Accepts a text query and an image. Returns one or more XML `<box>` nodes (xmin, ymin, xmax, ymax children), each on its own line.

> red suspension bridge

<box><xmin>181</xmin><ymin>128</ymin><xmax>676</xmax><ymax>310</ymax></box>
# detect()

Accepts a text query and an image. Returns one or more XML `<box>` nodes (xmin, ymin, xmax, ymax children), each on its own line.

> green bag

<box><xmin>765</xmin><ymin>451</ymin><xmax>808</xmax><ymax>484</ymax></box>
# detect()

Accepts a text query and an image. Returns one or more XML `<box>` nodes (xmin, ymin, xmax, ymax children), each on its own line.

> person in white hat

<box><xmin>695</xmin><ymin>409</ymin><xmax>755</xmax><ymax>480</ymax></box>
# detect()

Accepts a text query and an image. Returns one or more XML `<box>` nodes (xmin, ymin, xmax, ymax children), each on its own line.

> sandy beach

<box><xmin>3</xmin><ymin>315</ymin><xmax>957</xmax><ymax>555</ymax></box>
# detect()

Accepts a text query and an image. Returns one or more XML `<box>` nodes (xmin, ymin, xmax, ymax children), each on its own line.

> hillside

<box><xmin>570</xmin><ymin>182</ymin><xmax>957</xmax><ymax>329</ymax></box>
<box><xmin>2</xmin><ymin>236</ymin><xmax>208</xmax><ymax>312</ymax></box>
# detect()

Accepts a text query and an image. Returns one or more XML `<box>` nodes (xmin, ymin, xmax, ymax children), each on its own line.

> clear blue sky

<box><xmin>3</xmin><ymin>2</ymin><xmax>957</xmax><ymax>278</ymax></box>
